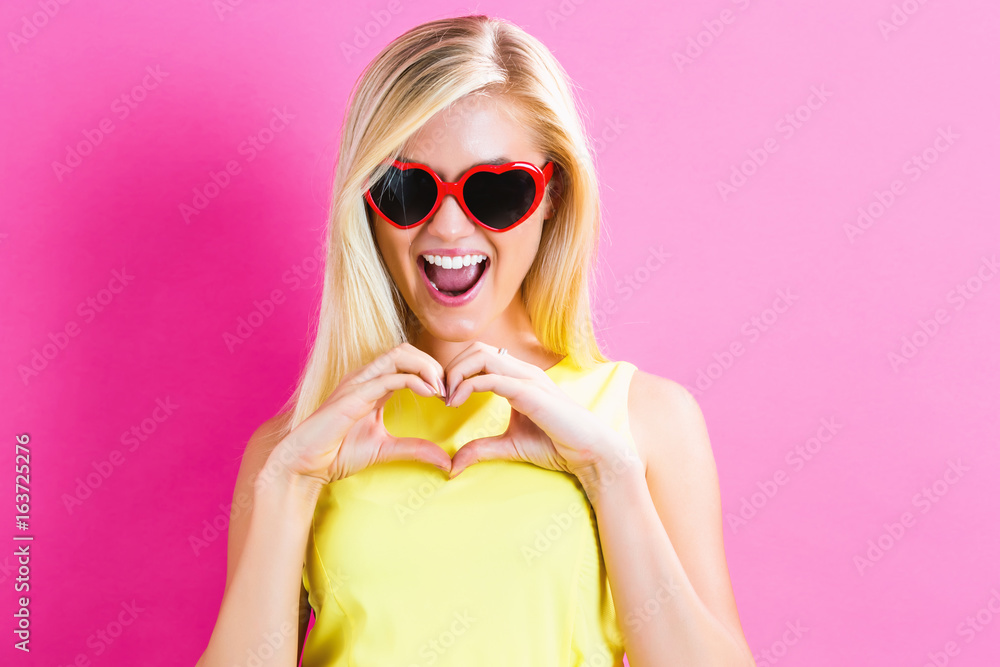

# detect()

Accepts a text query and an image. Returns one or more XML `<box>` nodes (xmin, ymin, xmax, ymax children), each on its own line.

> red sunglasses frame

<box><xmin>364</xmin><ymin>159</ymin><xmax>556</xmax><ymax>232</ymax></box>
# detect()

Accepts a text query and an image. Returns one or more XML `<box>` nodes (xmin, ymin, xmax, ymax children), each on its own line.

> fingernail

<box><xmin>424</xmin><ymin>381</ymin><xmax>436</xmax><ymax>394</ymax></box>
<box><xmin>437</xmin><ymin>379</ymin><xmax>446</xmax><ymax>396</ymax></box>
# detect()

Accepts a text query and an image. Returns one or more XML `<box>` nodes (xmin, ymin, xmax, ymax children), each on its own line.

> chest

<box><xmin>310</xmin><ymin>458</ymin><xmax>596</xmax><ymax>582</ymax></box>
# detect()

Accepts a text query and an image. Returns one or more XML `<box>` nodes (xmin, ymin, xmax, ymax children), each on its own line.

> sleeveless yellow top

<box><xmin>301</xmin><ymin>356</ymin><xmax>639</xmax><ymax>666</ymax></box>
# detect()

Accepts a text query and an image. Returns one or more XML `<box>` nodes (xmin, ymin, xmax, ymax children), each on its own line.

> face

<box><xmin>371</xmin><ymin>94</ymin><xmax>556</xmax><ymax>343</ymax></box>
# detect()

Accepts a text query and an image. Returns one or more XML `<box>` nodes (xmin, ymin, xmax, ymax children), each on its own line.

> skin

<box><xmin>197</xmin><ymin>92</ymin><xmax>754</xmax><ymax>666</ymax></box>
<box><xmin>371</xmin><ymin>93</ymin><xmax>565</xmax><ymax>374</ymax></box>
<box><xmin>370</xmin><ymin>94</ymin><xmax>756</xmax><ymax>665</ymax></box>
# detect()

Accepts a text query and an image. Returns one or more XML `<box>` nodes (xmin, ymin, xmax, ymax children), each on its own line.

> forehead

<box><xmin>400</xmin><ymin>95</ymin><xmax>542</xmax><ymax>180</ymax></box>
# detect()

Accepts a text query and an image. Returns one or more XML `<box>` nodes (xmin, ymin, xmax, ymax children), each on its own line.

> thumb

<box><xmin>378</xmin><ymin>437</ymin><xmax>452</xmax><ymax>474</ymax></box>
<box><xmin>449</xmin><ymin>436</ymin><xmax>520</xmax><ymax>480</ymax></box>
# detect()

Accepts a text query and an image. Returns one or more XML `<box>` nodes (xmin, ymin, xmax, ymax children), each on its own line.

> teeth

<box><xmin>420</xmin><ymin>254</ymin><xmax>488</xmax><ymax>293</ymax></box>
<box><xmin>420</xmin><ymin>254</ymin><xmax>487</xmax><ymax>269</ymax></box>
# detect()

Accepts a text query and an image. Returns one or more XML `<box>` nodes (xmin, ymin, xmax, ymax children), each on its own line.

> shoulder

<box><xmin>224</xmin><ymin>410</ymin><xmax>295</xmax><ymax>594</ymax></box>
<box><xmin>242</xmin><ymin>412</ymin><xmax>294</xmax><ymax>482</ymax></box>
<box><xmin>622</xmin><ymin>367</ymin><xmax>752</xmax><ymax>660</ymax></box>
<box><xmin>250</xmin><ymin>411</ymin><xmax>293</xmax><ymax>446</ymax></box>
<box><xmin>625</xmin><ymin>366</ymin><xmax>713</xmax><ymax>473</ymax></box>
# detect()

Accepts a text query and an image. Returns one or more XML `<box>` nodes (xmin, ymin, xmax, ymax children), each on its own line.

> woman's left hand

<box><xmin>443</xmin><ymin>342</ymin><xmax>634</xmax><ymax>484</ymax></box>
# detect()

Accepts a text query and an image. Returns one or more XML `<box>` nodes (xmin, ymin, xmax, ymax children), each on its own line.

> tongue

<box><xmin>424</xmin><ymin>260</ymin><xmax>484</xmax><ymax>294</ymax></box>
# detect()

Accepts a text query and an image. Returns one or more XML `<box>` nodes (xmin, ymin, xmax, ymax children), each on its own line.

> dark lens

<box><xmin>368</xmin><ymin>165</ymin><xmax>437</xmax><ymax>227</ymax></box>
<box><xmin>463</xmin><ymin>169</ymin><xmax>536</xmax><ymax>230</ymax></box>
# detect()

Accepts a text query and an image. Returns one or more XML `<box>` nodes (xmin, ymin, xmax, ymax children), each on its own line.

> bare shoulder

<box><xmin>626</xmin><ymin>367</ymin><xmax>712</xmax><ymax>471</ymax></box>
<box><xmin>624</xmin><ymin>367</ymin><xmax>752</xmax><ymax>657</ymax></box>
<box><xmin>243</xmin><ymin>411</ymin><xmax>294</xmax><ymax>472</ymax></box>
<box><xmin>249</xmin><ymin>411</ymin><xmax>293</xmax><ymax>452</ymax></box>
<box><xmin>224</xmin><ymin>410</ymin><xmax>294</xmax><ymax>591</ymax></box>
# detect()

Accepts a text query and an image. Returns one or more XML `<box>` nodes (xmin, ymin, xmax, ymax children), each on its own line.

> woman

<box><xmin>198</xmin><ymin>15</ymin><xmax>755</xmax><ymax>667</ymax></box>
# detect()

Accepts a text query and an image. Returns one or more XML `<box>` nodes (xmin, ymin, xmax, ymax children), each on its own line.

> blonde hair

<box><xmin>279</xmin><ymin>14</ymin><xmax>609</xmax><ymax>435</ymax></box>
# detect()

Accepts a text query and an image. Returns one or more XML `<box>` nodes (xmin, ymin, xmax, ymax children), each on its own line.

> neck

<box><xmin>410</xmin><ymin>295</ymin><xmax>561</xmax><ymax>371</ymax></box>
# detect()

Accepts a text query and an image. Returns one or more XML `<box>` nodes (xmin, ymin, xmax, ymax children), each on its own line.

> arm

<box><xmin>580</xmin><ymin>371</ymin><xmax>755</xmax><ymax>667</ymax></box>
<box><xmin>197</xmin><ymin>415</ymin><xmax>323</xmax><ymax>667</ymax></box>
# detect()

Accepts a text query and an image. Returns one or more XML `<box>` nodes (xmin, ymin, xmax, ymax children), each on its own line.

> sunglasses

<box><xmin>365</xmin><ymin>159</ymin><xmax>556</xmax><ymax>232</ymax></box>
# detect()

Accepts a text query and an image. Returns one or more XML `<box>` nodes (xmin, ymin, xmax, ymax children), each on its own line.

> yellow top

<box><xmin>301</xmin><ymin>355</ymin><xmax>639</xmax><ymax>666</ymax></box>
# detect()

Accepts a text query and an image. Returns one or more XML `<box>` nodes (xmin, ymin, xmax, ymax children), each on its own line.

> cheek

<box><xmin>373</xmin><ymin>229</ymin><xmax>416</xmax><ymax>291</ymax></box>
<box><xmin>496</xmin><ymin>232</ymin><xmax>541</xmax><ymax>286</ymax></box>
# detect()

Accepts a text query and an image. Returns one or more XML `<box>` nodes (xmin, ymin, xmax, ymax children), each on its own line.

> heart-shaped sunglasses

<box><xmin>365</xmin><ymin>159</ymin><xmax>556</xmax><ymax>232</ymax></box>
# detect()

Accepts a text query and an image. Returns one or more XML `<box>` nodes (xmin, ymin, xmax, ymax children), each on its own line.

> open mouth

<box><xmin>418</xmin><ymin>255</ymin><xmax>490</xmax><ymax>301</ymax></box>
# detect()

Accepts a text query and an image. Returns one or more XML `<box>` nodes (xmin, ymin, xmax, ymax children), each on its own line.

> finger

<box><xmin>448</xmin><ymin>373</ymin><xmax>528</xmax><ymax>408</ymax></box>
<box><xmin>444</xmin><ymin>343</ymin><xmax>533</xmax><ymax>399</ymax></box>
<box><xmin>378</xmin><ymin>436</ymin><xmax>452</xmax><ymax>474</ymax></box>
<box><xmin>353</xmin><ymin>344</ymin><xmax>445</xmax><ymax>396</ymax></box>
<box><xmin>400</xmin><ymin>342</ymin><xmax>447</xmax><ymax>392</ymax></box>
<box><xmin>343</xmin><ymin>372</ymin><xmax>438</xmax><ymax>419</ymax></box>
<box><xmin>449</xmin><ymin>436</ymin><xmax>519</xmax><ymax>479</ymax></box>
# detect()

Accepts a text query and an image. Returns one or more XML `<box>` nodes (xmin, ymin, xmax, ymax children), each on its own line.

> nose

<box><xmin>425</xmin><ymin>193</ymin><xmax>477</xmax><ymax>240</ymax></box>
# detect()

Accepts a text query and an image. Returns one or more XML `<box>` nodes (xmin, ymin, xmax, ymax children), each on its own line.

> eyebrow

<box><xmin>398</xmin><ymin>156</ymin><xmax>512</xmax><ymax>168</ymax></box>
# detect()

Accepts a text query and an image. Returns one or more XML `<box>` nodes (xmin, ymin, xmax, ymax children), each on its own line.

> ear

<box><xmin>543</xmin><ymin>165</ymin><xmax>563</xmax><ymax>220</ymax></box>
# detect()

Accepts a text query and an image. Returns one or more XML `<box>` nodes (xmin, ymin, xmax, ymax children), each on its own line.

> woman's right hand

<box><xmin>261</xmin><ymin>343</ymin><xmax>451</xmax><ymax>490</ymax></box>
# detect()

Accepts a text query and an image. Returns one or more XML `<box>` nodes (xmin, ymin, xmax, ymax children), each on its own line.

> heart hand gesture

<box><xmin>443</xmin><ymin>342</ymin><xmax>634</xmax><ymax>485</ymax></box>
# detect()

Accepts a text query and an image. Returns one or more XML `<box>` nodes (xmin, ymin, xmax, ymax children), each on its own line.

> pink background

<box><xmin>2</xmin><ymin>1</ymin><xmax>998</xmax><ymax>665</ymax></box>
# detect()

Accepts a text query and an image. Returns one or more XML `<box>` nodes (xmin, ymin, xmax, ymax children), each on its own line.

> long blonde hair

<box><xmin>279</xmin><ymin>14</ymin><xmax>609</xmax><ymax>435</ymax></box>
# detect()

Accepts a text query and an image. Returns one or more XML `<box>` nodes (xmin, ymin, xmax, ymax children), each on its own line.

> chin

<box><xmin>416</xmin><ymin>312</ymin><xmax>483</xmax><ymax>340</ymax></box>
